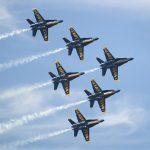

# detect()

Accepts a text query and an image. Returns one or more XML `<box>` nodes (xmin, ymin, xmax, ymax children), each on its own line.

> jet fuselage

<box><xmin>52</xmin><ymin>72</ymin><xmax>85</xmax><ymax>83</ymax></box>
<box><xmin>66</xmin><ymin>38</ymin><xmax>99</xmax><ymax>48</ymax></box>
<box><xmin>88</xmin><ymin>90</ymin><xmax>120</xmax><ymax>101</ymax></box>
<box><xmin>30</xmin><ymin>20</ymin><xmax>63</xmax><ymax>30</ymax></box>
<box><xmin>71</xmin><ymin>119</ymin><xmax>104</xmax><ymax>130</ymax></box>
<box><xmin>100</xmin><ymin>58</ymin><xmax>134</xmax><ymax>69</ymax></box>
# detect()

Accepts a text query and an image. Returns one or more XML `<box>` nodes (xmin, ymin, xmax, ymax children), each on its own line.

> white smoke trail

<box><xmin>0</xmin><ymin>80</ymin><xmax>52</xmax><ymax>100</ymax></box>
<box><xmin>84</xmin><ymin>67</ymin><xmax>100</xmax><ymax>74</ymax></box>
<box><xmin>0</xmin><ymin>28</ymin><xmax>30</xmax><ymax>40</ymax></box>
<box><xmin>0</xmin><ymin>47</ymin><xmax>66</xmax><ymax>71</ymax></box>
<box><xmin>0</xmin><ymin>99</ymin><xmax>87</xmax><ymax>134</ymax></box>
<box><xmin>15</xmin><ymin>128</ymin><xmax>71</xmax><ymax>146</ymax></box>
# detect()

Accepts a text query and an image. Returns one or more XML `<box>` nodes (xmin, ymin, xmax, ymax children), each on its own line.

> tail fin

<box><xmin>49</xmin><ymin>72</ymin><xmax>56</xmax><ymax>78</ymax></box>
<box><xmin>68</xmin><ymin>119</ymin><xmax>76</xmax><ymax>125</ymax></box>
<box><xmin>96</xmin><ymin>57</ymin><xmax>104</xmax><ymax>64</ymax></box>
<box><xmin>54</xmin><ymin>81</ymin><xmax>59</xmax><ymax>90</ymax></box>
<box><xmin>32</xmin><ymin>29</ymin><xmax>37</xmax><ymax>37</ymax></box>
<box><xmin>26</xmin><ymin>19</ymin><xmax>34</xmax><ymax>25</ymax></box>
<box><xmin>84</xmin><ymin>89</ymin><xmax>92</xmax><ymax>96</ymax></box>
<box><xmin>74</xmin><ymin>129</ymin><xmax>79</xmax><ymax>137</ymax></box>
<box><xmin>63</xmin><ymin>37</ymin><xmax>70</xmax><ymax>43</ymax></box>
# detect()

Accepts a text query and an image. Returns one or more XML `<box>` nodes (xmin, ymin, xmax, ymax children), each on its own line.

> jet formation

<box><xmin>25</xmin><ymin>8</ymin><xmax>134</xmax><ymax>142</ymax></box>
<box><xmin>97</xmin><ymin>47</ymin><xmax>134</xmax><ymax>80</ymax></box>
<box><xmin>68</xmin><ymin>108</ymin><xmax>104</xmax><ymax>142</ymax></box>
<box><xmin>49</xmin><ymin>61</ymin><xmax>84</xmax><ymax>95</ymax></box>
<box><xmin>27</xmin><ymin>8</ymin><xmax>63</xmax><ymax>41</ymax></box>
<box><xmin>84</xmin><ymin>79</ymin><xmax>120</xmax><ymax>112</ymax></box>
<box><xmin>63</xmin><ymin>27</ymin><xmax>99</xmax><ymax>60</ymax></box>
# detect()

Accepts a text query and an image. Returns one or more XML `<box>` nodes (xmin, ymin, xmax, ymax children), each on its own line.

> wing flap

<box><xmin>103</xmin><ymin>47</ymin><xmax>115</xmax><ymax>61</ymax></box>
<box><xmin>76</xmin><ymin>46</ymin><xmax>84</xmax><ymax>60</ymax></box>
<box><xmin>62</xmin><ymin>80</ymin><xmax>70</xmax><ymax>95</ymax></box>
<box><xmin>91</xmin><ymin>80</ymin><xmax>102</xmax><ymax>92</ymax></box>
<box><xmin>82</xmin><ymin>128</ymin><xmax>90</xmax><ymax>142</ymax></box>
<box><xmin>40</xmin><ymin>28</ymin><xmax>48</xmax><ymax>41</ymax></box>
<box><xmin>98</xmin><ymin>99</ymin><xmax>105</xmax><ymax>112</ymax></box>
<box><xmin>70</xmin><ymin>27</ymin><xmax>80</xmax><ymax>41</ymax></box>
<box><xmin>110</xmin><ymin>66</ymin><xmax>118</xmax><ymax>80</ymax></box>
<box><xmin>56</xmin><ymin>62</ymin><xmax>66</xmax><ymax>75</ymax></box>
<box><xmin>75</xmin><ymin>109</ymin><xmax>86</xmax><ymax>122</ymax></box>
<box><xmin>33</xmin><ymin>9</ymin><xmax>44</xmax><ymax>22</ymax></box>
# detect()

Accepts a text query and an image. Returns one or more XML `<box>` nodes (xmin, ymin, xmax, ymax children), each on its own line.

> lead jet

<box><xmin>68</xmin><ymin>108</ymin><xmax>104</xmax><ymax>142</ymax></box>
<box><xmin>63</xmin><ymin>27</ymin><xmax>99</xmax><ymax>60</ymax></box>
<box><xmin>96</xmin><ymin>47</ymin><xmax>134</xmax><ymax>80</ymax></box>
<box><xmin>49</xmin><ymin>61</ymin><xmax>84</xmax><ymax>95</ymax></box>
<box><xmin>26</xmin><ymin>8</ymin><xmax>63</xmax><ymax>41</ymax></box>
<box><xmin>84</xmin><ymin>80</ymin><xmax>120</xmax><ymax>112</ymax></box>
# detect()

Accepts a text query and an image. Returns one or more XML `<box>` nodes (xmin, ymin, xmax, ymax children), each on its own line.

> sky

<box><xmin>0</xmin><ymin>0</ymin><xmax>150</xmax><ymax>150</ymax></box>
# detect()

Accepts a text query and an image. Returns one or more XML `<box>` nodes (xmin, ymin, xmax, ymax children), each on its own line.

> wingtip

<box><xmin>91</xmin><ymin>79</ymin><xmax>95</xmax><ymax>82</ymax></box>
<box><xmin>96</xmin><ymin>57</ymin><xmax>100</xmax><ymax>60</ymax></box>
<box><xmin>103</xmin><ymin>47</ymin><xmax>108</xmax><ymax>51</ymax></box>
<box><xmin>33</xmin><ymin>8</ymin><xmax>37</xmax><ymax>11</ymax></box>
<box><xmin>102</xmin><ymin>111</ymin><xmax>107</xmax><ymax>114</ymax></box>
<box><xmin>75</xmin><ymin>108</ymin><xmax>79</xmax><ymax>111</ymax></box>
<box><xmin>114</xmin><ymin>80</ymin><xmax>120</xmax><ymax>82</ymax></box>
<box><xmin>70</xmin><ymin>25</ymin><xmax>74</xmax><ymax>29</ymax></box>
<box><xmin>55</xmin><ymin>61</ymin><xmax>60</xmax><ymax>64</ymax></box>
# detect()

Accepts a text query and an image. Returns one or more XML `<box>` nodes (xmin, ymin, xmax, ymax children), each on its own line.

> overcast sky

<box><xmin>0</xmin><ymin>0</ymin><xmax>150</xmax><ymax>150</ymax></box>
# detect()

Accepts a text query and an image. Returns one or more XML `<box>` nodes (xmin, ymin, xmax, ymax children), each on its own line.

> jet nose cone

<box><xmin>58</xmin><ymin>20</ymin><xmax>63</xmax><ymax>23</ymax></box>
<box><xmin>99</xmin><ymin>119</ymin><xmax>104</xmax><ymax>123</ymax></box>
<box><xmin>94</xmin><ymin>37</ymin><xmax>99</xmax><ymax>41</ymax></box>
<box><xmin>80</xmin><ymin>72</ymin><xmax>85</xmax><ymax>76</ymax></box>
<box><xmin>115</xmin><ymin>90</ymin><xmax>120</xmax><ymax>93</ymax></box>
<box><xmin>128</xmin><ymin>58</ymin><xmax>134</xmax><ymax>61</ymax></box>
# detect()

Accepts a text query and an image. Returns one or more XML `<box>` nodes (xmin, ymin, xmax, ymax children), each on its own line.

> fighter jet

<box><xmin>49</xmin><ymin>61</ymin><xmax>84</xmax><ymax>95</ymax></box>
<box><xmin>96</xmin><ymin>47</ymin><xmax>134</xmax><ymax>80</ymax></box>
<box><xmin>68</xmin><ymin>108</ymin><xmax>104</xmax><ymax>142</ymax></box>
<box><xmin>26</xmin><ymin>8</ymin><xmax>63</xmax><ymax>41</ymax></box>
<box><xmin>84</xmin><ymin>80</ymin><xmax>120</xmax><ymax>112</ymax></box>
<box><xmin>63</xmin><ymin>27</ymin><xmax>99</xmax><ymax>60</ymax></box>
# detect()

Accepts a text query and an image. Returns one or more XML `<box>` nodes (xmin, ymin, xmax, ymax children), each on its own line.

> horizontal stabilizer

<box><xmin>68</xmin><ymin>119</ymin><xmax>76</xmax><ymax>125</ymax></box>
<box><xmin>84</xmin><ymin>89</ymin><xmax>92</xmax><ymax>96</ymax></box>
<box><xmin>63</xmin><ymin>37</ymin><xmax>70</xmax><ymax>43</ymax></box>
<box><xmin>49</xmin><ymin>72</ymin><xmax>56</xmax><ymax>78</ymax></box>
<box><xmin>26</xmin><ymin>19</ymin><xmax>34</xmax><ymax>25</ymax></box>
<box><xmin>96</xmin><ymin>57</ymin><xmax>104</xmax><ymax>64</ymax></box>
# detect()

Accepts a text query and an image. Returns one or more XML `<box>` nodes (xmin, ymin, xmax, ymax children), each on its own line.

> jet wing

<box><xmin>33</xmin><ymin>8</ymin><xmax>44</xmax><ymax>22</ymax></box>
<box><xmin>110</xmin><ymin>66</ymin><xmax>118</xmax><ymax>80</ymax></box>
<box><xmin>70</xmin><ymin>27</ymin><xmax>80</xmax><ymax>41</ymax></box>
<box><xmin>98</xmin><ymin>99</ymin><xmax>105</xmax><ymax>112</ymax></box>
<box><xmin>40</xmin><ymin>28</ymin><xmax>48</xmax><ymax>41</ymax></box>
<box><xmin>62</xmin><ymin>80</ymin><xmax>70</xmax><ymax>95</ymax></box>
<box><xmin>56</xmin><ymin>62</ymin><xmax>66</xmax><ymax>76</ymax></box>
<box><xmin>103</xmin><ymin>47</ymin><xmax>115</xmax><ymax>61</ymax></box>
<box><xmin>91</xmin><ymin>80</ymin><xmax>102</xmax><ymax>93</ymax></box>
<box><xmin>75</xmin><ymin>109</ymin><xmax>86</xmax><ymax>122</ymax></box>
<box><xmin>82</xmin><ymin>127</ymin><xmax>90</xmax><ymax>142</ymax></box>
<box><xmin>76</xmin><ymin>46</ymin><xmax>84</xmax><ymax>60</ymax></box>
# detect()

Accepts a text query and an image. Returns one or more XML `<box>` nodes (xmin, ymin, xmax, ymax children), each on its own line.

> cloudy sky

<box><xmin>0</xmin><ymin>0</ymin><xmax>150</xmax><ymax>150</ymax></box>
